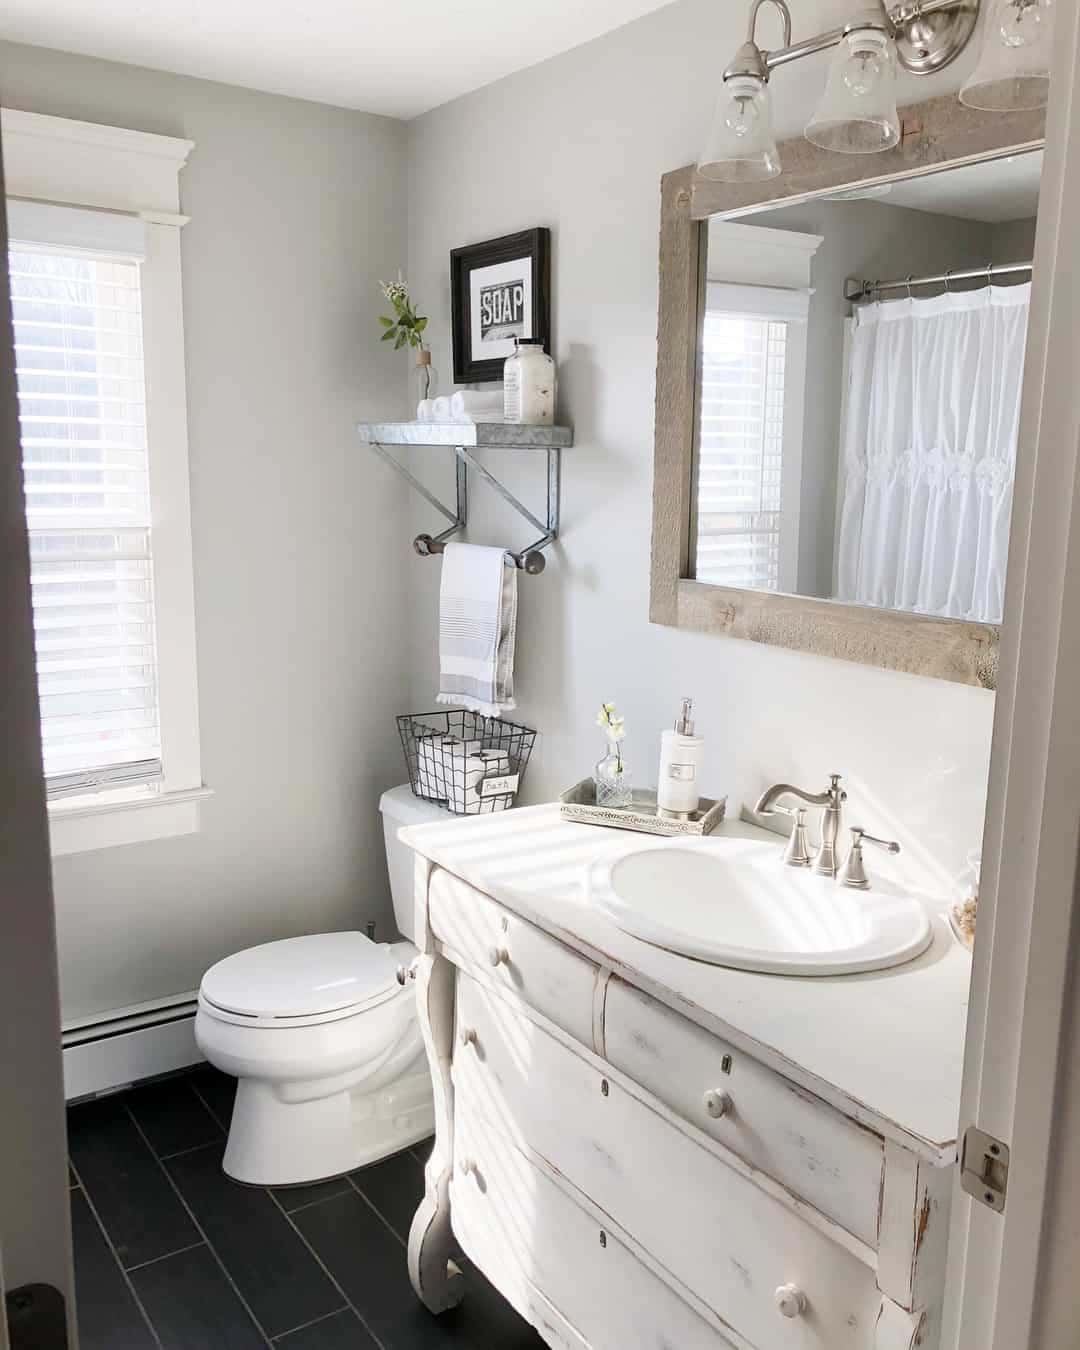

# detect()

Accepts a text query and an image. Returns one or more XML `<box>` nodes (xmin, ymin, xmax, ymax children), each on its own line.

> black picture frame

<box><xmin>450</xmin><ymin>227</ymin><xmax>551</xmax><ymax>384</ymax></box>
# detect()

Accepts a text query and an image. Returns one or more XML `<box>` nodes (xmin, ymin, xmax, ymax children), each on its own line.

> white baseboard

<box><xmin>63</xmin><ymin>993</ymin><xmax>202</xmax><ymax>1101</ymax></box>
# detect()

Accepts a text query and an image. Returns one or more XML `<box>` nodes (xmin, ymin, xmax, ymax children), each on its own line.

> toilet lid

<box><xmin>200</xmin><ymin>932</ymin><xmax>399</xmax><ymax>1020</ymax></box>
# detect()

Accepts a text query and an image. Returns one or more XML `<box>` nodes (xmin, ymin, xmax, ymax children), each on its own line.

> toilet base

<box><xmin>223</xmin><ymin>1064</ymin><xmax>435</xmax><ymax>1187</ymax></box>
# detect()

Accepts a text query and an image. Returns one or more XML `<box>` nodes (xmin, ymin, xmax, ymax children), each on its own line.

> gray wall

<box><xmin>403</xmin><ymin>0</ymin><xmax>997</xmax><ymax>900</ymax></box>
<box><xmin>0</xmin><ymin>41</ymin><xmax>411</xmax><ymax>1021</ymax></box>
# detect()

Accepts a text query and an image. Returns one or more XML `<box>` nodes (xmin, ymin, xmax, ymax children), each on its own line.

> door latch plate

<box><xmin>960</xmin><ymin>1125</ymin><xmax>1009</xmax><ymax>1213</ymax></box>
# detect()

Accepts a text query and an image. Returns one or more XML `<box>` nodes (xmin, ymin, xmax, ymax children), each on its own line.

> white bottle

<box><xmin>503</xmin><ymin>339</ymin><xmax>556</xmax><ymax>425</ymax></box>
<box><xmin>656</xmin><ymin>698</ymin><xmax>704</xmax><ymax>817</ymax></box>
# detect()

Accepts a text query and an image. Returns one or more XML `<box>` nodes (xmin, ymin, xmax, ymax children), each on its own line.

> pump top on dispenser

<box><xmin>657</xmin><ymin>697</ymin><xmax>705</xmax><ymax>817</ymax></box>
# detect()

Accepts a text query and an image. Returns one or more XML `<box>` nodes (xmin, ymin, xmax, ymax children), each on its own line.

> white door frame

<box><xmin>943</xmin><ymin>2</ymin><xmax>1080</xmax><ymax>1345</ymax></box>
<box><xmin>0</xmin><ymin>127</ymin><xmax>76</xmax><ymax>1345</ymax></box>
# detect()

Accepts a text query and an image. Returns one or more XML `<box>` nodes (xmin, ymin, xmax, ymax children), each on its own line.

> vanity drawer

<box><xmin>428</xmin><ymin>867</ymin><xmax>599</xmax><ymax>1047</ymax></box>
<box><xmin>452</xmin><ymin>1098</ymin><xmax>731</xmax><ymax>1350</ymax></box>
<box><xmin>604</xmin><ymin>977</ymin><xmax>884</xmax><ymax>1247</ymax></box>
<box><xmin>455</xmin><ymin>974</ymin><xmax>883</xmax><ymax>1350</ymax></box>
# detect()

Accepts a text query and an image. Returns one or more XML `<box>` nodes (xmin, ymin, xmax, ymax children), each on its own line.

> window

<box><xmin>692</xmin><ymin>281</ymin><xmax>810</xmax><ymax>594</ymax></box>
<box><xmin>12</xmin><ymin>243</ymin><xmax>162</xmax><ymax>797</ymax></box>
<box><xmin>3</xmin><ymin>110</ymin><xmax>205</xmax><ymax>854</ymax></box>
<box><xmin>695</xmin><ymin>309</ymin><xmax>788</xmax><ymax>590</ymax></box>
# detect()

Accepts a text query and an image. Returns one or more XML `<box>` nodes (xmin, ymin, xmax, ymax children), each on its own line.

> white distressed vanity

<box><xmin>401</xmin><ymin>807</ymin><xmax>970</xmax><ymax>1350</ymax></box>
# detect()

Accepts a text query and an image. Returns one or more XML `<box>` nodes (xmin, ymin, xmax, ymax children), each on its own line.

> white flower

<box><xmin>596</xmin><ymin>702</ymin><xmax>626</xmax><ymax>740</ymax></box>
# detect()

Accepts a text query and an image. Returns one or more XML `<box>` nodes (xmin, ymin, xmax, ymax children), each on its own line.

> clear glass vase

<box><xmin>594</xmin><ymin>740</ymin><xmax>631</xmax><ymax>809</ymax></box>
<box><xmin>414</xmin><ymin>349</ymin><xmax>437</xmax><ymax>407</ymax></box>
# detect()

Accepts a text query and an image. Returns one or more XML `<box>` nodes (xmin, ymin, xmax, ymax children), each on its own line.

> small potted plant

<box><xmin>379</xmin><ymin>278</ymin><xmax>435</xmax><ymax>406</ymax></box>
<box><xmin>595</xmin><ymin>702</ymin><xmax>631</xmax><ymax>808</ymax></box>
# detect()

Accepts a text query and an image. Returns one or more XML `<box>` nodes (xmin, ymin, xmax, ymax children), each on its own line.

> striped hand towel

<box><xmin>436</xmin><ymin>543</ymin><xmax>517</xmax><ymax>716</ymax></box>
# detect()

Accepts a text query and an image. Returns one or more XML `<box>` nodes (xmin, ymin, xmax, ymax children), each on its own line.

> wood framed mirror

<box><xmin>651</xmin><ymin>93</ymin><xmax>1045</xmax><ymax>688</ymax></box>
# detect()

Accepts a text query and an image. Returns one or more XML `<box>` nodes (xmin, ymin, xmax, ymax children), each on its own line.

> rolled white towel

<box><xmin>450</xmin><ymin>389</ymin><xmax>505</xmax><ymax>424</ymax></box>
<box><xmin>416</xmin><ymin>399</ymin><xmax>435</xmax><ymax>422</ymax></box>
<box><xmin>432</xmin><ymin>395</ymin><xmax>453</xmax><ymax>421</ymax></box>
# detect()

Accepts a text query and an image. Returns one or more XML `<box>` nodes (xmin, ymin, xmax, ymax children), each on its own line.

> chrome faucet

<box><xmin>754</xmin><ymin>774</ymin><xmax>847</xmax><ymax>878</ymax></box>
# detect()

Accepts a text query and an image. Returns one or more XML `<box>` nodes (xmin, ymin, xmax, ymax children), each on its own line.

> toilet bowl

<box><xmin>194</xmin><ymin>785</ymin><xmax>450</xmax><ymax>1186</ymax></box>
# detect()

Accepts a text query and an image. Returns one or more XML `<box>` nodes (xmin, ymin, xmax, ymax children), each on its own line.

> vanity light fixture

<box><xmin>699</xmin><ymin>0</ymin><xmax>1050</xmax><ymax>182</ymax></box>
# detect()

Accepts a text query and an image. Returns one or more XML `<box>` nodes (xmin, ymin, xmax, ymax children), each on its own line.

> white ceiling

<box><xmin>876</xmin><ymin>150</ymin><xmax>1043</xmax><ymax>222</ymax></box>
<box><xmin>0</xmin><ymin>0</ymin><xmax>679</xmax><ymax>119</ymax></box>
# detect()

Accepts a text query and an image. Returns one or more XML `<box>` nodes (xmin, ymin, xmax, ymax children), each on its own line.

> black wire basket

<box><xmin>397</xmin><ymin>710</ymin><xmax>537</xmax><ymax>815</ymax></box>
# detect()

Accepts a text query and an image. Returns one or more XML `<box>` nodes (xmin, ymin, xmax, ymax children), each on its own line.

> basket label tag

<box><xmin>478</xmin><ymin>773</ymin><xmax>519</xmax><ymax>799</ymax></box>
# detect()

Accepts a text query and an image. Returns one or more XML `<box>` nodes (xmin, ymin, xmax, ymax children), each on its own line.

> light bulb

<box><xmin>998</xmin><ymin>0</ymin><xmax>1051</xmax><ymax>49</ymax></box>
<box><xmin>725</xmin><ymin>90</ymin><xmax>761</xmax><ymax>139</ymax></box>
<box><xmin>843</xmin><ymin>47</ymin><xmax>884</xmax><ymax>96</ymax></box>
<box><xmin>840</xmin><ymin>30</ymin><xmax>889</xmax><ymax>97</ymax></box>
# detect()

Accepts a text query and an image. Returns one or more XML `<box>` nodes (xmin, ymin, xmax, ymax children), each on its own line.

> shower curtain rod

<box><xmin>844</xmin><ymin>259</ymin><xmax>1034</xmax><ymax>304</ymax></box>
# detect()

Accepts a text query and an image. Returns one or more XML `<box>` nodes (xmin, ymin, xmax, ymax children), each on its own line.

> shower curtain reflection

<box><xmin>835</xmin><ymin>282</ymin><xmax>1031</xmax><ymax>623</ymax></box>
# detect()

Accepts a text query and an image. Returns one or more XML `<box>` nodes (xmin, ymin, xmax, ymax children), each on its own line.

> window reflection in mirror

<box><xmin>693</xmin><ymin>150</ymin><xmax>1041</xmax><ymax>625</ymax></box>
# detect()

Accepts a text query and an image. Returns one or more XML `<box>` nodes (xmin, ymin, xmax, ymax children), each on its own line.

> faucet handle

<box><xmin>776</xmin><ymin>805</ymin><xmax>812</xmax><ymax>867</ymax></box>
<box><xmin>839</xmin><ymin>827</ymin><xmax>901</xmax><ymax>889</ymax></box>
<box><xmin>828</xmin><ymin>774</ymin><xmax>846</xmax><ymax>798</ymax></box>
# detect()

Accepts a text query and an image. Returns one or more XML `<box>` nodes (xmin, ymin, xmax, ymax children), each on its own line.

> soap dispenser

<box><xmin>656</xmin><ymin>698</ymin><xmax>704</xmax><ymax>817</ymax></box>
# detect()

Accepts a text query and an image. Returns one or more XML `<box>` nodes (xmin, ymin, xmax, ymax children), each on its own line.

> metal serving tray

<box><xmin>559</xmin><ymin>779</ymin><xmax>727</xmax><ymax>836</ymax></box>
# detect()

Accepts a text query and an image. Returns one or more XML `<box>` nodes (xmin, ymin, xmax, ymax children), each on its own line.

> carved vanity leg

<box><xmin>408</xmin><ymin>946</ymin><xmax>464</xmax><ymax>1313</ymax></box>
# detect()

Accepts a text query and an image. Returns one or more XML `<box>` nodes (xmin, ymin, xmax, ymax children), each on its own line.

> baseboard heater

<box><xmin>62</xmin><ymin>992</ymin><xmax>203</xmax><ymax>1101</ymax></box>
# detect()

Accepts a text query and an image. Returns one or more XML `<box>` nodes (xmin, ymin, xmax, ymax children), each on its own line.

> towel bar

<box><xmin>413</xmin><ymin>532</ymin><xmax>552</xmax><ymax>574</ymax></box>
<box><xmin>360</xmin><ymin>422</ymin><xmax>572</xmax><ymax>575</ymax></box>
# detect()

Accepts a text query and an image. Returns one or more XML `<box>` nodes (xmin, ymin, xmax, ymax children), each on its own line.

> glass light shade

<box><xmin>698</xmin><ymin>75</ymin><xmax>781</xmax><ymax>182</ymax></box>
<box><xmin>805</xmin><ymin>28</ymin><xmax>901</xmax><ymax>154</ymax></box>
<box><xmin>959</xmin><ymin>0</ymin><xmax>1054</xmax><ymax>111</ymax></box>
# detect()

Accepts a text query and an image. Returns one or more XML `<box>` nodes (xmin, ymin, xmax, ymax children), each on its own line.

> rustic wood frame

<box><xmin>650</xmin><ymin>93</ymin><xmax>1046</xmax><ymax>689</ymax></box>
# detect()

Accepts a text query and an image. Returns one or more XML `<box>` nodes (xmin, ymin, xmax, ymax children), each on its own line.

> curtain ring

<box><xmin>944</xmin><ymin>269</ymin><xmax>952</xmax><ymax>293</ymax></box>
<box><xmin>905</xmin><ymin>275</ymin><xmax>913</xmax><ymax>300</ymax></box>
<box><xmin>986</xmin><ymin>261</ymin><xmax>994</xmax><ymax>289</ymax></box>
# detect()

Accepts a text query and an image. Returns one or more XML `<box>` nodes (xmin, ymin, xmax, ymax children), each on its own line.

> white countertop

<box><xmin>401</xmin><ymin>804</ymin><xmax>971</xmax><ymax>1164</ymax></box>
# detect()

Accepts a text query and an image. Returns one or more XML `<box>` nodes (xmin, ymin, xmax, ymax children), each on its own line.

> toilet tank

<box><xmin>379</xmin><ymin>785</ymin><xmax>452</xmax><ymax>944</ymax></box>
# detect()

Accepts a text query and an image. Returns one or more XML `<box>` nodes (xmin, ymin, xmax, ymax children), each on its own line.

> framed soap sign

<box><xmin>450</xmin><ymin>227</ymin><xmax>551</xmax><ymax>384</ymax></box>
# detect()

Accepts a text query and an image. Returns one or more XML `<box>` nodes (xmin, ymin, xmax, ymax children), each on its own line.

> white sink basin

<box><xmin>586</xmin><ymin>836</ymin><xmax>932</xmax><ymax>976</ymax></box>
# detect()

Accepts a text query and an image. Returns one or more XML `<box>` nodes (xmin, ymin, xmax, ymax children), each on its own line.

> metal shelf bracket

<box><xmin>368</xmin><ymin>433</ymin><xmax>563</xmax><ymax>574</ymax></box>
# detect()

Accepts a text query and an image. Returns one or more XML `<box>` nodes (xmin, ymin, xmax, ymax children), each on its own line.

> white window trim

<box><xmin>2</xmin><ymin>108</ymin><xmax>209</xmax><ymax>855</ymax></box>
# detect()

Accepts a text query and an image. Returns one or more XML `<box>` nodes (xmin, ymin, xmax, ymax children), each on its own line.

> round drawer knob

<box><xmin>774</xmin><ymin>1284</ymin><xmax>807</xmax><ymax>1319</ymax></box>
<box><xmin>703</xmin><ymin>1089</ymin><xmax>733</xmax><ymax>1119</ymax></box>
<box><xmin>460</xmin><ymin>1027</ymin><xmax>478</xmax><ymax>1048</ymax></box>
<box><xmin>488</xmin><ymin>945</ymin><xmax>510</xmax><ymax>968</ymax></box>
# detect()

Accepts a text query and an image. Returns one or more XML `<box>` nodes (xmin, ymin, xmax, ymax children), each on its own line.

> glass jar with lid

<box><xmin>503</xmin><ymin>339</ymin><xmax>556</xmax><ymax>425</ymax></box>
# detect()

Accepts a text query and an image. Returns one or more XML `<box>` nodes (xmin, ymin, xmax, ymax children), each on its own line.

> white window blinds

<box><xmin>695</xmin><ymin>310</ymin><xmax>789</xmax><ymax>590</ymax></box>
<box><xmin>10</xmin><ymin>238</ymin><xmax>163</xmax><ymax>797</ymax></box>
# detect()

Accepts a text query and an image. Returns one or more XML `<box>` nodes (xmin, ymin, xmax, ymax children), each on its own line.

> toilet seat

<box><xmin>199</xmin><ymin>932</ymin><xmax>400</xmax><ymax>1029</ymax></box>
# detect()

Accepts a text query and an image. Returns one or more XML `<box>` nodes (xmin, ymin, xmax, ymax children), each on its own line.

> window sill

<box><xmin>48</xmin><ymin>785</ymin><xmax>213</xmax><ymax>858</ymax></box>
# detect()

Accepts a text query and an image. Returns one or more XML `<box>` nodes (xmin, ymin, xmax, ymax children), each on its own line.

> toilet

<box><xmin>194</xmin><ymin>785</ymin><xmax>449</xmax><ymax>1187</ymax></box>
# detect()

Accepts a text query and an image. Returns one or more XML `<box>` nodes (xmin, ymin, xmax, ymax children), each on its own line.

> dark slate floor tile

<box><xmin>274</xmin><ymin>1308</ymin><xmax>379</xmax><ymax>1349</ymax></box>
<box><xmin>293</xmin><ymin>1190</ymin><xmax>468</xmax><ymax>1350</ymax></box>
<box><xmin>69</xmin><ymin>1188</ymin><xmax>158</xmax><ymax>1350</ymax></box>
<box><xmin>188</xmin><ymin>1065</ymin><xmax>237</xmax><ymax>1131</ymax></box>
<box><xmin>130</xmin><ymin>1244</ymin><xmax>267</xmax><ymax>1350</ymax></box>
<box><xmin>126</xmin><ymin>1076</ymin><xmax>224</xmax><ymax>1158</ymax></box>
<box><xmin>456</xmin><ymin>1264</ymin><xmax>545</xmax><ymax>1350</ymax></box>
<box><xmin>351</xmin><ymin>1149</ymin><xmax>424</xmax><ymax>1244</ymax></box>
<box><xmin>272</xmin><ymin>1176</ymin><xmax>354</xmax><ymax>1213</ymax></box>
<box><xmin>166</xmin><ymin>1144</ymin><xmax>342</xmax><ymax>1338</ymax></box>
<box><xmin>410</xmin><ymin>1138</ymin><xmax>434</xmax><ymax>1168</ymax></box>
<box><xmin>68</xmin><ymin>1096</ymin><xmax>200</xmax><ymax>1269</ymax></box>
